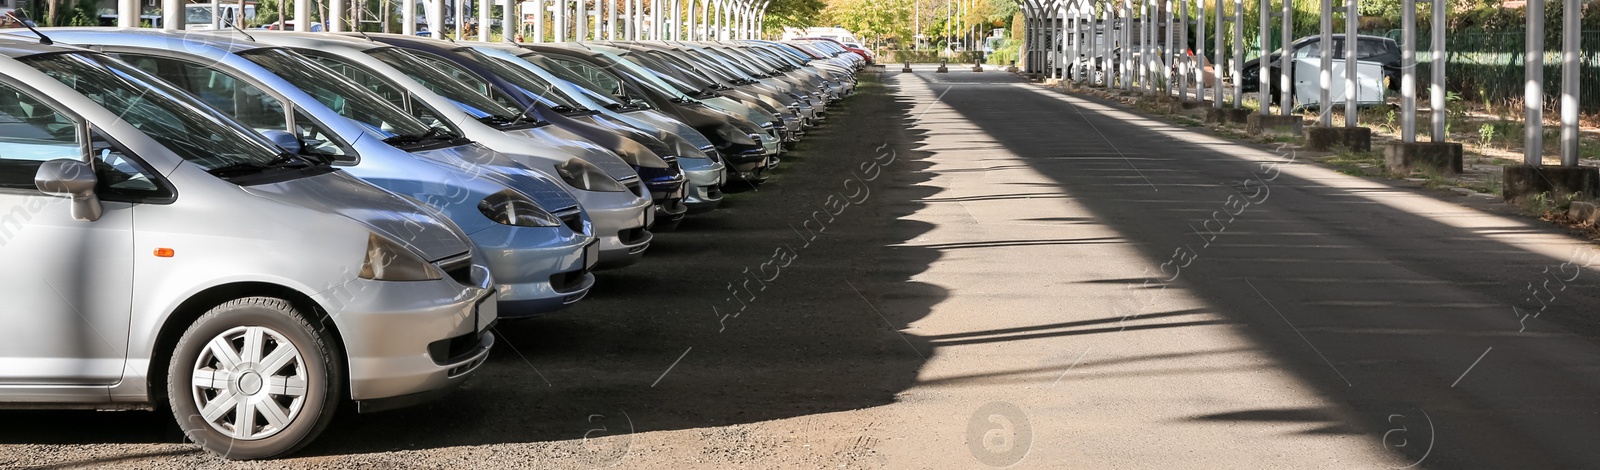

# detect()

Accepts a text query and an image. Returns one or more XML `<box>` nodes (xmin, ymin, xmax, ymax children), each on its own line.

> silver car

<box><xmin>0</xmin><ymin>39</ymin><xmax>495</xmax><ymax>459</ymax></box>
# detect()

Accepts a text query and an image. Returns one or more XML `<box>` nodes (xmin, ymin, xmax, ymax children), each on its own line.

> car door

<box><xmin>0</xmin><ymin>79</ymin><xmax>135</xmax><ymax>386</ymax></box>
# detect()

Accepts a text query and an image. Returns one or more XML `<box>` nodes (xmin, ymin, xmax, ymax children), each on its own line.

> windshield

<box><xmin>457</xmin><ymin>48</ymin><xmax>583</xmax><ymax>111</ymax></box>
<box><xmin>240</xmin><ymin>48</ymin><xmax>436</xmax><ymax>140</ymax></box>
<box><xmin>474</xmin><ymin>47</ymin><xmax>624</xmax><ymax>110</ymax></box>
<box><xmin>594</xmin><ymin>49</ymin><xmax>697</xmax><ymax>100</ymax></box>
<box><xmin>25</xmin><ymin>53</ymin><xmax>290</xmax><ymax>174</ymax></box>
<box><xmin>703</xmin><ymin>47</ymin><xmax>768</xmax><ymax>76</ymax></box>
<box><xmin>682</xmin><ymin>49</ymin><xmax>755</xmax><ymax>81</ymax></box>
<box><xmin>639</xmin><ymin>50</ymin><xmax>727</xmax><ymax>89</ymax></box>
<box><xmin>366</xmin><ymin>48</ymin><xmax>524</xmax><ymax>122</ymax></box>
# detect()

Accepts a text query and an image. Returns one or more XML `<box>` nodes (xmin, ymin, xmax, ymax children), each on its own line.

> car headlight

<box><xmin>359</xmin><ymin>232</ymin><xmax>444</xmax><ymax>281</ymax></box>
<box><xmin>479</xmin><ymin>189</ymin><xmax>561</xmax><ymax>227</ymax></box>
<box><xmin>713</xmin><ymin>125</ymin><xmax>758</xmax><ymax>145</ymax></box>
<box><xmin>554</xmin><ymin>158</ymin><xmax>628</xmax><ymax>192</ymax></box>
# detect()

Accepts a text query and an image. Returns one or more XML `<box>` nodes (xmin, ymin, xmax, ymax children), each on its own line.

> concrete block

<box><xmin>1385</xmin><ymin>141</ymin><xmax>1464</xmax><ymax>175</ymax></box>
<box><xmin>936</xmin><ymin>65</ymin><xmax>948</xmax><ymax>73</ymax></box>
<box><xmin>1502</xmin><ymin>165</ymin><xmax>1600</xmax><ymax>203</ymax></box>
<box><xmin>1181</xmin><ymin>100</ymin><xmax>1213</xmax><ymax>109</ymax></box>
<box><xmin>1006</xmin><ymin>66</ymin><xmax>1020</xmax><ymax>73</ymax></box>
<box><xmin>1204</xmin><ymin>108</ymin><xmax>1251</xmax><ymax>125</ymax></box>
<box><xmin>1304</xmin><ymin>126</ymin><xmax>1372</xmax><ymax>152</ymax></box>
<box><xmin>901</xmin><ymin>64</ymin><xmax>913</xmax><ymax>72</ymax></box>
<box><xmin>971</xmin><ymin>65</ymin><xmax>984</xmax><ymax>72</ymax></box>
<box><xmin>1568</xmin><ymin>201</ymin><xmax>1600</xmax><ymax>225</ymax></box>
<box><xmin>1247</xmin><ymin>114</ymin><xmax>1304</xmax><ymax>136</ymax></box>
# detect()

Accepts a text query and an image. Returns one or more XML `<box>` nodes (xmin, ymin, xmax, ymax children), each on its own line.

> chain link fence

<box><xmin>1389</xmin><ymin>29</ymin><xmax>1600</xmax><ymax>113</ymax></box>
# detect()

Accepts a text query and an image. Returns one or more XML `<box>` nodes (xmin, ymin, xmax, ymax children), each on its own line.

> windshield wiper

<box><xmin>382</xmin><ymin>127</ymin><xmax>452</xmax><ymax>145</ymax></box>
<box><xmin>205</xmin><ymin>153</ymin><xmax>312</xmax><ymax>177</ymax></box>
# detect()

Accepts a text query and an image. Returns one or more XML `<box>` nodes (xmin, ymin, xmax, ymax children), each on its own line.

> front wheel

<box><xmin>167</xmin><ymin>297</ymin><xmax>342</xmax><ymax>460</ymax></box>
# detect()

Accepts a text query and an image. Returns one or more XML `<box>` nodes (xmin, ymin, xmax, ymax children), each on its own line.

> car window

<box><xmin>1357</xmin><ymin>39</ymin><xmax>1389</xmax><ymax>59</ymax></box>
<box><xmin>25</xmin><ymin>53</ymin><xmax>291</xmax><ymax>178</ymax></box>
<box><xmin>115</xmin><ymin>54</ymin><xmax>288</xmax><ymax>135</ymax></box>
<box><xmin>88</xmin><ymin>128</ymin><xmax>166</xmax><ymax>198</ymax></box>
<box><xmin>1294</xmin><ymin>41</ymin><xmax>1321</xmax><ymax>58</ymax></box>
<box><xmin>303</xmin><ymin>55</ymin><xmax>409</xmax><ymax>109</ymax></box>
<box><xmin>0</xmin><ymin>82</ymin><xmax>80</xmax><ymax>191</ymax></box>
<box><xmin>547</xmin><ymin>57</ymin><xmax>625</xmax><ymax>98</ymax></box>
<box><xmin>117</xmin><ymin>54</ymin><xmax>353</xmax><ymax>160</ymax></box>
<box><xmin>0</xmin><ymin>81</ymin><xmax>167</xmax><ymax>198</ymax></box>
<box><xmin>391</xmin><ymin>50</ymin><xmax>526</xmax><ymax>115</ymax></box>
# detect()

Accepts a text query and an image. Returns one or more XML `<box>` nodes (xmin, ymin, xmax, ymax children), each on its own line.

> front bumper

<box><xmin>576</xmin><ymin>188</ymin><xmax>654</xmax><ymax>269</ymax></box>
<box><xmin>469</xmin><ymin>224</ymin><xmax>596</xmax><ymax>317</ymax></box>
<box><xmin>681</xmin><ymin>157</ymin><xmax>726</xmax><ymax>212</ymax></box>
<box><xmin>327</xmin><ymin>266</ymin><xmax>497</xmax><ymax>407</ymax></box>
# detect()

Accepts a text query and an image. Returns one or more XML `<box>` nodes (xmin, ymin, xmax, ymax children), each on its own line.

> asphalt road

<box><xmin>3</xmin><ymin>68</ymin><xmax>1600</xmax><ymax>469</ymax></box>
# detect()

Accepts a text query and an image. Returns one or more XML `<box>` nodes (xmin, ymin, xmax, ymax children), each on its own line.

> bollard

<box><xmin>936</xmin><ymin>58</ymin><xmax>949</xmax><ymax>73</ymax></box>
<box><xmin>972</xmin><ymin>57</ymin><xmax>983</xmax><ymax>72</ymax></box>
<box><xmin>902</xmin><ymin>59</ymin><xmax>913</xmax><ymax>73</ymax></box>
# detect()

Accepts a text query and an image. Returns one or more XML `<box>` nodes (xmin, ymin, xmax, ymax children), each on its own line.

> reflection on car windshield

<box><xmin>240</xmin><ymin>48</ymin><xmax>436</xmax><ymax>140</ymax></box>
<box><xmin>24</xmin><ymin>53</ymin><xmax>286</xmax><ymax>173</ymax></box>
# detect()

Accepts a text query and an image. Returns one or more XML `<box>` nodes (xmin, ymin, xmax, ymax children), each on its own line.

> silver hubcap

<box><xmin>191</xmin><ymin>325</ymin><xmax>308</xmax><ymax>441</ymax></box>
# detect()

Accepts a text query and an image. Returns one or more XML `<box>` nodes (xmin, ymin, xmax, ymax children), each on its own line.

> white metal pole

<box><xmin>118</xmin><ymin>0</ymin><xmax>137</xmax><ymax>27</ymax></box>
<box><xmin>162</xmin><ymin>0</ymin><xmax>183</xmax><ymax>30</ymax></box>
<box><xmin>1147</xmin><ymin>0</ymin><xmax>1155</xmax><ymax>91</ymax></box>
<box><xmin>1278</xmin><ymin>0</ymin><xmax>1290</xmax><ymax>115</ymax></box>
<box><xmin>298</xmin><ymin>0</ymin><xmax>314</xmax><ymax>30</ymax></box>
<box><xmin>1524</xmin><ymin>0</ymin><xmax>1542</xmax><ymax>164</ymax></box>
<box><xmin>1318</xmin><ymin>0</ymin><xmax>1333</xmax><ymax>124</ymax></box>
<box><xmin>1344</xmin><ymin>0</ymin><xmax>1358</xmax><ymax>125</ymax></box>
<box><xmin>1179</xmin><ymin>0</ymin><xmax>1189</xmax><ymax>99</ymax></box>
<box><xmin>554</xmin><ymin>0</ymin><xmax>566</xmax><ymax>40</ymax></box>
<box><xmin>652</xmin><ymin>0</ymin><xmax>661</xmax><ymax>39</ymax></box>
<box><xmin>1197</xmin><ymin>0</ymin><xmax>1207</xmax><ymax>102</ymax></box>
<box><xmin>1560</xmin><ymin>0</ymin><xmax>1579</xmax><ymax>164</ymax></box>
<box><xmin>1122</xmin><ymin>0</ymin><xmax>1132</xmax><ymax>89</ymax></box>
<box><xmin>1429</xmin><ymin>0</ymin><xmax>1445</xmax><ymax>141</ymax></box>
<box><xmin>1257</xmin><ymin>0</ymin><xmax>1269</xmax><ymax>113</ymax></box>
<box><xmin>505</xmin><ymin>0</ymin><xmax>516</xmax><ymax>40</ymax></box>
<box><xmin>1231</xmin><ymin>0</ymin><xmax>1242</xmax><ymax>108</ymax></box>
<box><xmin>1171</xmin><ymin>0</ymin><xmax>1184</xmax><ymax>95</ymax></box>
<box><xmin>1399</xmin><ymin>0</ymin><xmax>1417</xmax><ymax>141</ymax></box>
<box><xmin>534</xmin><ymin>0</ymin><xmax>546</xmax><ymax>41</ymax></box>
<box><xmin>404</xmin><ymin>0</ymin><xmax>418</xmax><ymax>34</ymax></box>
<box><xmin>1214</xmin><ymin>0</ymin><xmax>1223</xmax><ymax>106</ymax></box>
<box><xmin>455</xmin><ymin>0</ymin><xmax>466</xmax><ymax>39</ymax></box>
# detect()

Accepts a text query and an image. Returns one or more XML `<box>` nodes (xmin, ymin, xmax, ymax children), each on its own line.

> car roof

<box><xmin>0</xmin><ymin>32</ymin><xmax>97</xmax><ymax>58</ymax></box>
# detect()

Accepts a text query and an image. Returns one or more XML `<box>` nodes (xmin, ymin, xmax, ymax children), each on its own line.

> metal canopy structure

<box><xmin>1013</xmin><ymin>0</ymin><xmax>1586</xmax><ymax>170</ymax></box>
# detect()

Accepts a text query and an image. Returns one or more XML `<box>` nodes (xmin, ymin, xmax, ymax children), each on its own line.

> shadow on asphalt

<box><xmin>914</xmin><ymin>73</ymin><xmax>1600</xmax><ymax>467</ymax></box>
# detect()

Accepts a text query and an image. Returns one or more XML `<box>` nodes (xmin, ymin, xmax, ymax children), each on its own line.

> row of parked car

<box><xmin>0</xmin><ymin>18</ymin><xmax>869</xmax><ymax>459</ymax></box>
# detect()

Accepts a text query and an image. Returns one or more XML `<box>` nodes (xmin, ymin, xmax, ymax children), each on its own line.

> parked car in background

<box><xmin>0</xmin><ymin>38</ymin><xmax>496</xmax><ymax>459</ymax></box>
<box><xmin>1240</xmin><ymin>34</ymin><xmax>1402</xmax><ymax>102</ymax></box>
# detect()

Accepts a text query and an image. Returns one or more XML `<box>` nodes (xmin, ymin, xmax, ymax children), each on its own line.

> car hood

<box><xmin>502</xmin><ymin>127</ymin><xmax>639</xmax><ymax>181</ymax></box>
<box><xmin>409</xmin><ymin>143</ymin><xmax>583</xmax><ymax>213</ymax></box>
<box><xmin>242</xmin><ymin>170</ymin><xmax>472</xmax><ymax>261</ymax></box>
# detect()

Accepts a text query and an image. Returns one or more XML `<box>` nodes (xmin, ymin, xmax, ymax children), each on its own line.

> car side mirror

<box><xmin>260</xmin><ymin>129</ymin><xmax>303</xmax><ymax>154</ymax></box>
<box><xmin>34</xmin><ymin>159</ymin><xmax>101</xmax><ymax>222</ymax></box>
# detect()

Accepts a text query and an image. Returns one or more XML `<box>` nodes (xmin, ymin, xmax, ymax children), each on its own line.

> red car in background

<box><xmin>795</xmin><ymin>37</ymin><xmax>874</xmax><ymax>65</ymax></box>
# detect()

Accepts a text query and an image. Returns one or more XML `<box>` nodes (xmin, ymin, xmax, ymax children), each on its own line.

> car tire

<box><xmin>167</xmin><ymin>296</ymin><xmax>342</xmax><ymax>460</ymax></box>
